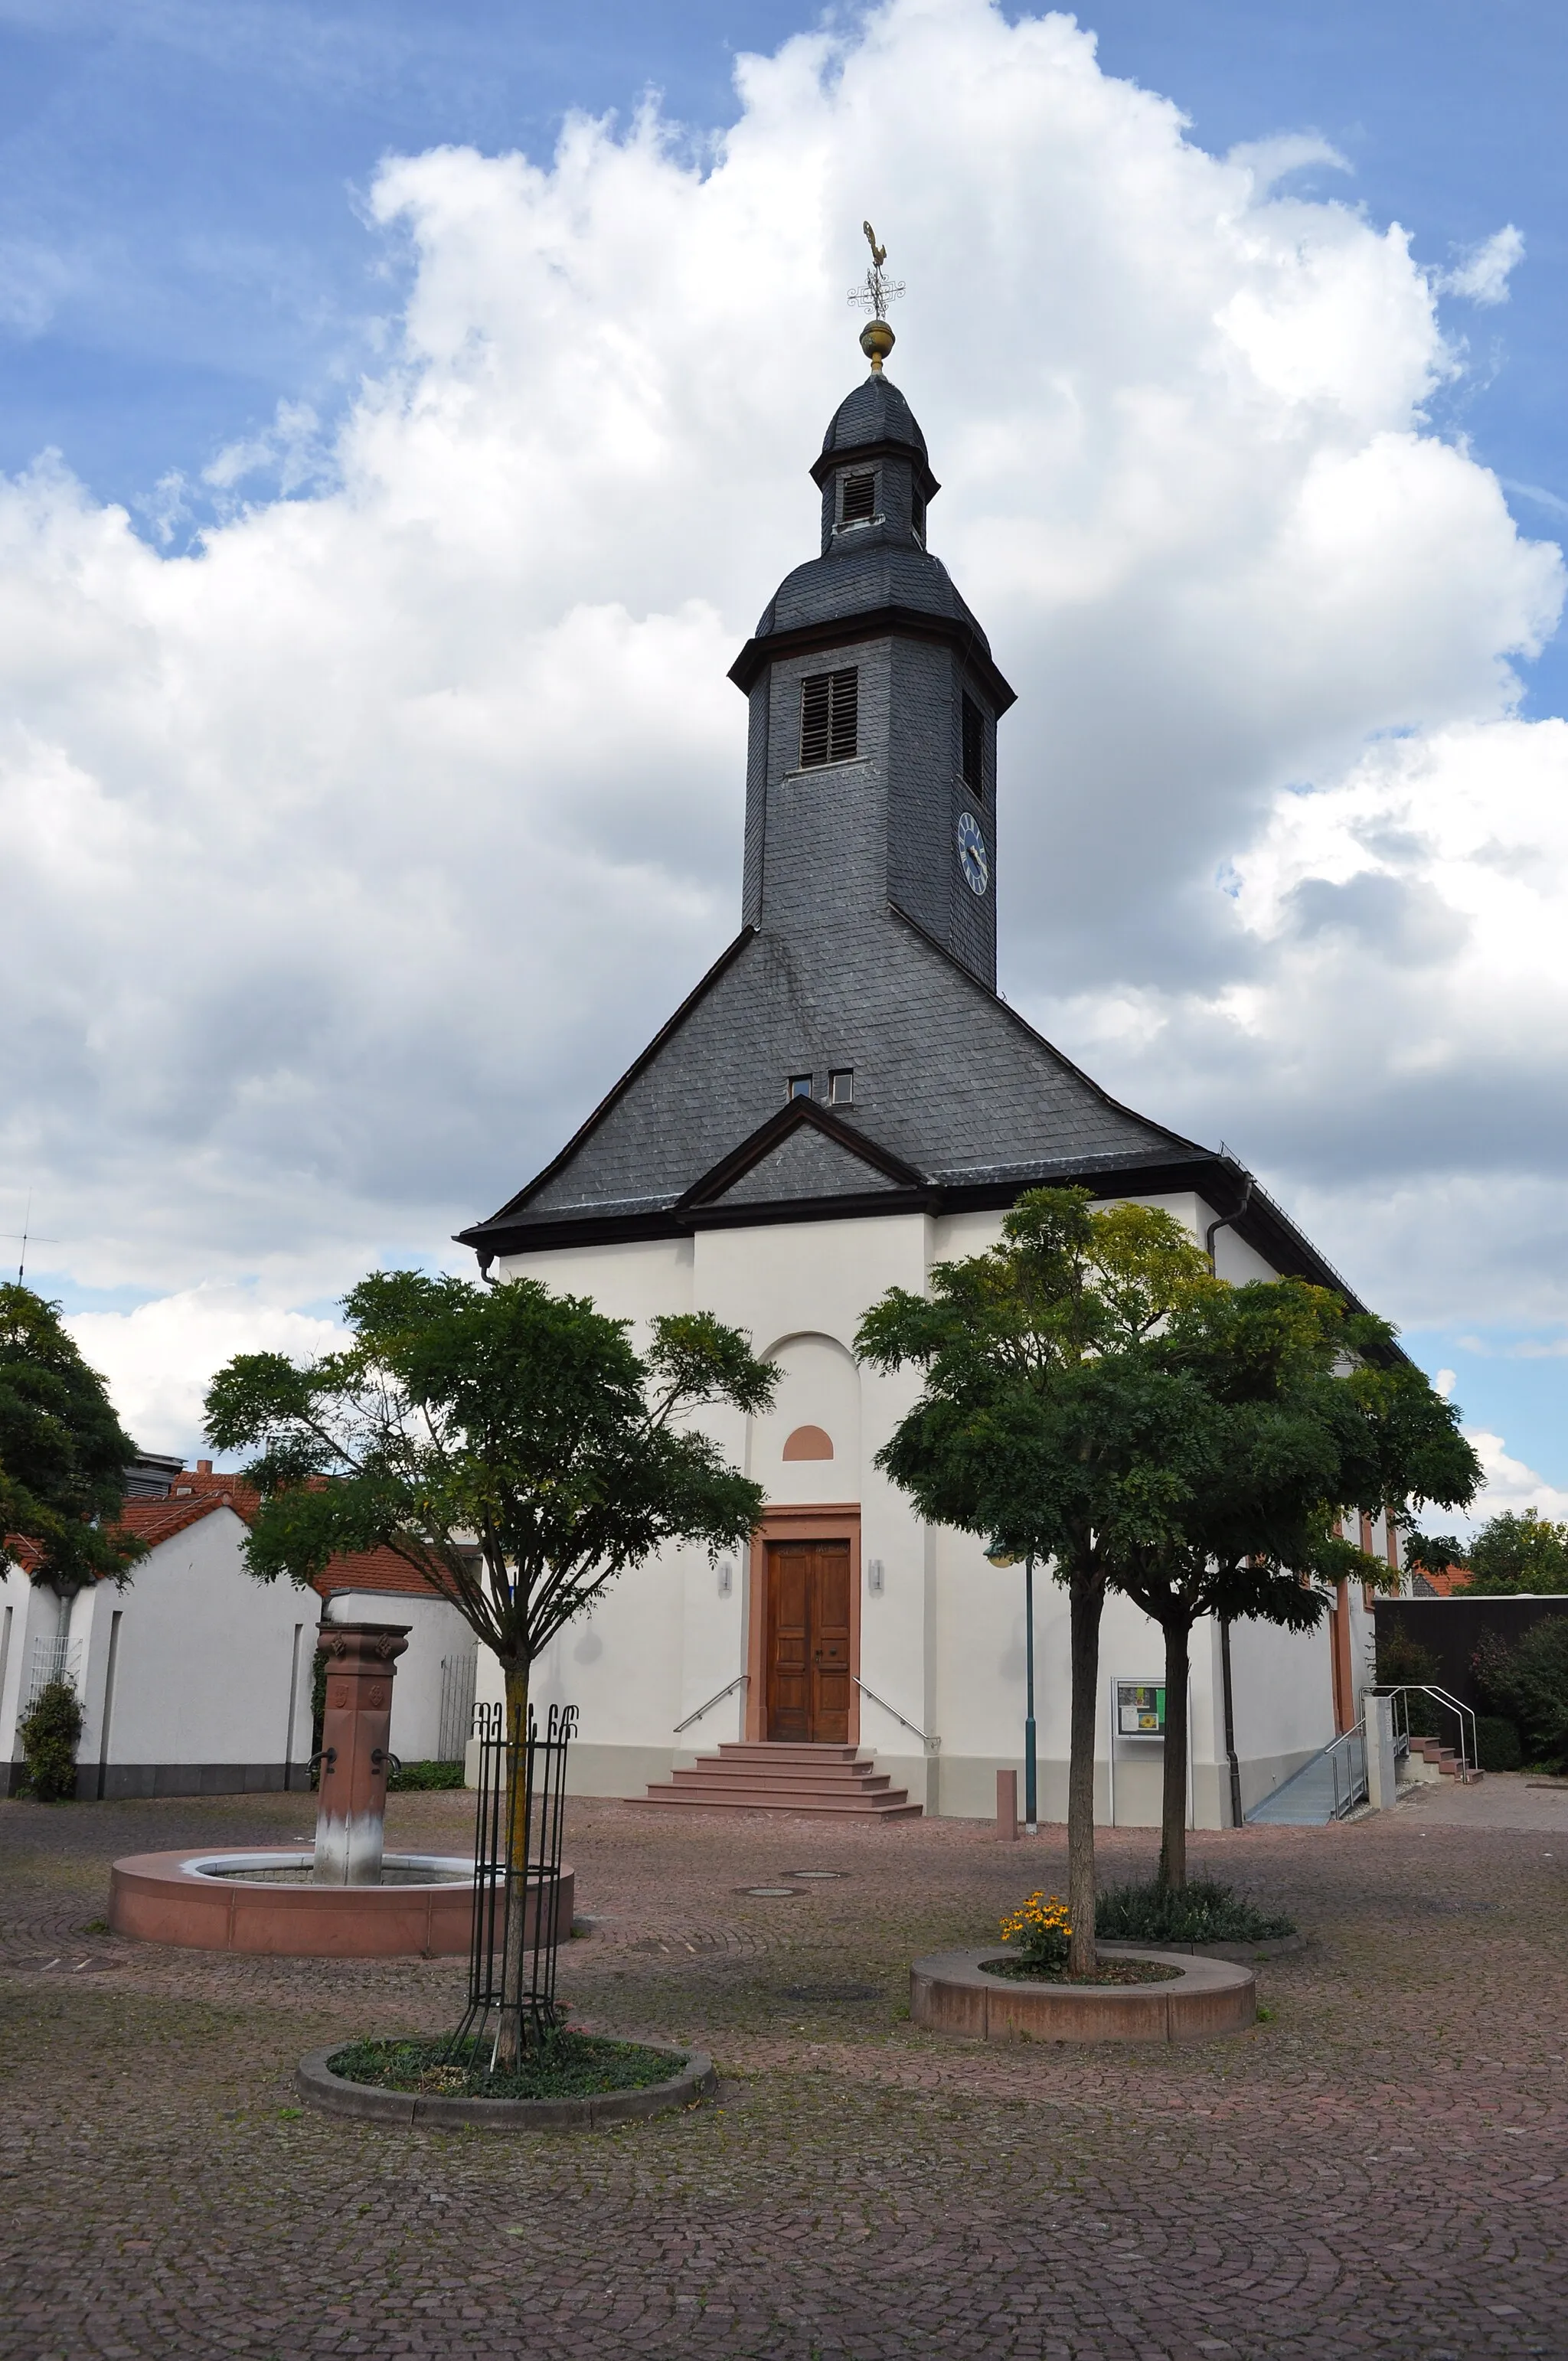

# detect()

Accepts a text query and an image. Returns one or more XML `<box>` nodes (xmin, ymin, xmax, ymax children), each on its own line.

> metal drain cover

<box><xmin>737</xmin><ymin>1885</ymin><xmax>800</xmax><ymax>1897</ymax></box>
<box><xmin>782</xmin><ymin>1870</ymin><xmax>847</xmax><ymax>1879</ymax></box>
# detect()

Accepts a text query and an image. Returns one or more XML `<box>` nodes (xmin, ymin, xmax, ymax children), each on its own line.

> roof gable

<box><xmin>681</xmin><ymin>1100</ymin><xmax>923</xmax><ymax>1213</ymax></box>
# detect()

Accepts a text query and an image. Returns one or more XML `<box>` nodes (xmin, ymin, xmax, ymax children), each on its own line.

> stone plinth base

<box><xmin>910</xmin><ymin>1944</ymin><xmax>1256</xmax><ymax>2043</ymax></box>
<box><xmin>108</xmin><ymin>1850</ymin><xmax>573</xmax><ymax>1959</ymax></box>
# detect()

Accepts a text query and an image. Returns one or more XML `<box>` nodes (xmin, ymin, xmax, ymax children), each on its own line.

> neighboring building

<box><xmin>315</xmin><ymin>1546</ymin><xmax>478</xmax><ymax>1765</ymax></box>
<box><xmin>1</xmin><ymin>1462</ymin><xmax>473</xmax><ymax>1797</ymax></box>
<box><xmin>458</xmin><ymin>341</ymin><xmax>1404</xmax><ymax>1825</ymax></box>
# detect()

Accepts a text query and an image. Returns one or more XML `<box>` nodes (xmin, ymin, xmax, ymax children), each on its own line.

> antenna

<box><xmin>2</xmin><ymin>1196</ymin><xmax>60</xmax><ymax>1285</ymax></box>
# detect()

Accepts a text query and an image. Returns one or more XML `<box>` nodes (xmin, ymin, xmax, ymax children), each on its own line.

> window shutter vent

<box><xmin>841</xmin><ymin>472</ymin><xmax>876</xmax><ymax>522</ymax></box>
<box><xmin>912</xmin><ymin>486</ymin><xmax>926</xmax><ymax>541</ymax></box>
<box><xmin>800</xmin><ymin>668</ymin><xmax>859</xmax><ymax>767</ymax></box>
<box><xmin>961</xmin><ymin>693</ymin><xmax>984</xmax><ymax>793</ymax></box>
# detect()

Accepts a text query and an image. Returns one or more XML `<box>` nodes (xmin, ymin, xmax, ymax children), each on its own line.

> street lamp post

<box><xmin>987</xmin><ymin>1545</ymin><xmax>1038</xmax><ymax>1834</ymax></box>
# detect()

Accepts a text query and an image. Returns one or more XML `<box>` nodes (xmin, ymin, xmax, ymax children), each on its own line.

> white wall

<box><xmin>322</xmin><ymin>1589</ymin><xmax>475</xmax><ymax>1762</ymax></box>
<box><xmin>493</xmin><ymin>1197</ymin><xmax>1341</xmax><ymax>1823</ymax></box>
<box><xmin>4</xmin><ymin>1513</ymin><xmax>317</xmax><ymax>1797</ymax></box>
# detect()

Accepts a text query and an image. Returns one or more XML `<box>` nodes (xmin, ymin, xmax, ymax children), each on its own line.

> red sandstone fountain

<box><xmin>109</xmin><ymin>1620</ymin><xmax>573</xmax><ymax>1957</ymax></box>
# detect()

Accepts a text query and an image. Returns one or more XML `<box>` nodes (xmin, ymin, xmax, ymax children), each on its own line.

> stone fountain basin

<box><xmin>108</xmin><ymin>1850</ymin><xmax>574</xmax><ymax>1959</ymax></box>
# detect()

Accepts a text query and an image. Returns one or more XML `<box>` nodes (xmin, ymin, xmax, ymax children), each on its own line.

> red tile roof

<box><xmin>8</xmin><ymin>1468</ymin><xmax>452</xmax><ymax>1603</ymax></box>
<box><xmin>1415</xmin><ymin>1564</ymin><xmax>1472</xmax><ymax>1597</ymax></box>
<box><xmin>312</xmin><ymin>1543</ymin><xmax>450</xmax><ymax>1601</ymax></box>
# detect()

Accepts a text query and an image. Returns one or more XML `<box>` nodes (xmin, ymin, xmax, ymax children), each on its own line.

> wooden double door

<box><xmin>765</xmin><ymin>1539</ymin><xmax>852</xmax><ymax>1743</ymax></box>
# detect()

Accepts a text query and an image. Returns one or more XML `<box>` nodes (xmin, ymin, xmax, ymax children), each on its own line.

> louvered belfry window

<box><xmin>841</xmin><ymin>472</ymin><xmax>876</xmax><ymax>522</ymax></box>
<box><xmin>962</xmin><ymin>692</ymin><xmax>984</xmax><ymax>793</ymax></box>
<box><xmin>800</xmin><ymin>668</ymin><xmax>859</xmax><ymax>767</ymax></box>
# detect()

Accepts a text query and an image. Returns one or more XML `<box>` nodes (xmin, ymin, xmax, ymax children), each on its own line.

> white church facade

<box><xmin>459</xmin><ymin>345</ymin><xmax>1396</xmax><ymax>1827</ymax></box>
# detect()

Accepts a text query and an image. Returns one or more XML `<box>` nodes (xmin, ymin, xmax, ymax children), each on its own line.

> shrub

<box><xmin>1473</xmin><ymin>1619</ymin><xmax>1568</xmax><ymax>1772</ymax></box>
<box><xmin>1374</xmin><ymin>1625</ymin><xmax>1443</xmax><ymax>1737</ymax></box>
<box><xmin>1095</xmin><ymin>1875</ymin><xmax>1295</xmax><ymax>1944</ymax></box>
<box><xmin>387</xmin><ymin>1759</ymin><xmax>466</xmax><ymax>1791</ymax></box>
<box><xmin>18</xmin><ymin>1678</ymin><xmax>83</xmax><ymax>1801</ymax></box>
<box><xmin>1475</xmin><ymin>1715</ymin><xmax>1522</xmax><ymax>1773</ymax></box>
<box><xmin>998</xmin><ymin>1889</ymin><xmax>1072</xmax><ymax>1973</ymax></box>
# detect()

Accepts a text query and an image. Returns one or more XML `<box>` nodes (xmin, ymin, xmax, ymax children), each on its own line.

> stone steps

<box><xmin>1408</xmin><ymin>1735</ymin><xmax>1483</xmax><ymax>1781</ymax></box>
<box><xmin>638</xmin><ymin>1741</ymin><xmax>923</xmax><ymax>1818</ymax></box>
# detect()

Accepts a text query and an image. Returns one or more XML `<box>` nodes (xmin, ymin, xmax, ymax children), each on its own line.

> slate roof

<box><xmin>817</xmin><ymin>374</ymin><xmax>933</xmax><ymax>478</ymax></box>
<box><xmin>462</xmin><ymin>906</ymin><xmax>1220</xmax><ymax>1252</ymax></box>
<box><xmin>459</xmin><ymin>364</ymin><xmax>1376</xmax><ymax>1318</ymax></box>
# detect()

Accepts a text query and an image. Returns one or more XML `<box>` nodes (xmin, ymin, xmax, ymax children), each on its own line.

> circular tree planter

<box><xmin>910</xmin><ymin>1944</ymin><xmax>1256</xmax><ymax>2043</ymax></box>
<box><xmin>1152</xmin><ymin>1930</ymin><xmax>1305</xmax><ymax>1964</ymax></box>
<box><xmin>296</xmin><ymin>2039</ymin><xmax>716</xmax><ymax>2131</ymax></box>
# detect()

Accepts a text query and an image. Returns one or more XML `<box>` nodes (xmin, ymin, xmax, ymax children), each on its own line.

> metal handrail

<box><xmin>1322</xmin><ymin>1722</ymin><xmax>1369</xmax><ymax>1818</ymax></box>
<box><xmin>853</xmin><ymin>1676</ymin><xmax>940</xmax><ymax>1754</ymax></box>
<box><xmin>1377</xmin><ymin>1683</ymin><xmax>1478</xmax><ymax>1782</ymax></box>
<box><xmin>673</xmin><ymin>1673</ymin><xmax>749</xmax><ymax>1735</ymax></box>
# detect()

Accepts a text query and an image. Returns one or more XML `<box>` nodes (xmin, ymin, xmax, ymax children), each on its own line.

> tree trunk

<box><xmin>1067</xmin><ymin>1564</ymin><xmax>1104</xmax><ymax>1978</ymax></box>
<box><xmin>495</xmin><ymin>1657</ymin><xmax>531</xmax><ymax>2068</ymax></box>
<box><xmin>1156</xmin><ymin>1613</ymin><xmax>1192</xmax><ymax>1892</ymax></box>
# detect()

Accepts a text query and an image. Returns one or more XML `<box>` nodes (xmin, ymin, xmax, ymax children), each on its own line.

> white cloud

<box><xmin>1224</xmin><ymin>133</ymin><xmax>1352</xmax><ymax>194</ymax></box>
<box><xmin>0</xmin><ymin>0</ymin><xmax>1563</xmax><ymax>1439</ymax></box>
<box><xmin>1462</xmin><ymin>1429</ymin><xmax>1568</xmax><ymax>1527</ymax></box>
<box><xmin>65</xmin><ymin>1288</ymin><xmax>345</xmax><ymax>1460</ymax></box>
<box><xmin>1439</xmin><ymin>224</ymin><xmax>1525</xmax><ymax>307</ymax></box>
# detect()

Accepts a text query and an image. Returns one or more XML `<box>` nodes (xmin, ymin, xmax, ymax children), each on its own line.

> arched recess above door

<box><xmin>782</xmin><ymin>1424</ymin><xmax>833</xmax><ymax>1461</ymax></box>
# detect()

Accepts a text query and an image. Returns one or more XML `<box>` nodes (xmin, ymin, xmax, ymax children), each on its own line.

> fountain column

<box><xmin>312</xmin><ymin>1622</ymin><xmax>411</xmax><ymax>1886</ymax></box>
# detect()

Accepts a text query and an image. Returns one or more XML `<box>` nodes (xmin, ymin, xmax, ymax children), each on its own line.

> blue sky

<box><xmin>4</xmin><ymin>0</ymin><xmax>1567</xmax><ymax>1501</ymax></box>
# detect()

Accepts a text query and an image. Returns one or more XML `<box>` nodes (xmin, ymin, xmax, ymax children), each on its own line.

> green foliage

<box><xmin>1374</xmin><ymin>1621</ymin><xmax>1444</xmax><ymax>1735</ymax></box>
<box><xmin>1474</xmin><ymin>1715</ymin><xmax>1523</xmax><ymax>1773</ymax></box>
<box><xmin>0</xmin><ymin>1284</ymin><xmax>146</xmax><ymax>1595</ymax></box>
<box><xmin>18</xmin><ymin>1677</ymin><xmax>83</xmax><ymax>1801</ymax></box>
<box><xmin>204</xmin><ymin>1268</ymin><xmax>776</xmax><ymax>1683</ymax></box>
<box><xmin>327</xmin><ymin>2031</ymin><xmax>682</xmax><ymax>2099</ymax></box>
<box><xmin>858</xmin><ymin>1183</ymin><xmax>1478</xmax><ymax>1899</ymax></box>
<box><xmin>1404</xmin><ymin>1530</ymin><xmax>1470</xmax><ymax>1583</ymax></box>
<box><xmin>856</xmin><ymin>1187</ymin><xmax>1220</xmax><ymax>1572</ymax></box>
<box><xmin>386</xmin><ymin>1759</ymin><xmax>466</xmax><ymax>1790</ymax></box>
<box><xmin>1375</xmin><ymin>1624</ymin><xmax>1440</xmax><ymax>1687</ymax></box>
<box><xmin>1094</xmin><ymin>1876</ymin><xmax>1295</xmax><ymax>1944</ymax></box>
<box><xmin>1466</xmin><ymin>1510</ymin><xmax>1568</xmax><ymax>1595</ymax></box>
<box><xmin>1473</xmin><ymin>1618</ymin><xmax>1568</xmax><ymax>1771</ymax></box>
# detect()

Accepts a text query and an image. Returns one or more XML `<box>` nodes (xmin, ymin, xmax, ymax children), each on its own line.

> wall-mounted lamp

<box><xmin>866</xmin><ymin>1557</ymin><xmax>885</xmax><ymax>1596</ymax></box>
<box><xmin>717</xmin><ymin>1559</ymin><xmax>733</xmax><ymax>1598</ymax></box>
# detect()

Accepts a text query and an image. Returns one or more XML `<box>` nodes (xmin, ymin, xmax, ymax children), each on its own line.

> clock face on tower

<box><xmin>956</xmin><ymin>810</ymin><xmax>989</xmax><ymax>896</ymax></box>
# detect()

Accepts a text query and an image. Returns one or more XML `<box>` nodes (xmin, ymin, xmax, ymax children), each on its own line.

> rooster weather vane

<box><xmin>848</xmin><ymin>220</ymin><xmax>903</xmax><ymax>371</ymax></box>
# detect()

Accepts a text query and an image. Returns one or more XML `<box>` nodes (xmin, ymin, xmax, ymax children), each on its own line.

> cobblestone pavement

<box><xmin>2</xmin><ymin>1778</ymin><xmax>1566</xmax><ymax>2360</ymax></box>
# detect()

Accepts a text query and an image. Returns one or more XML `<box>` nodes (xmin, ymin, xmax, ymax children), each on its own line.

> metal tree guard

<box><xmin>446</xmin><ymin>1700</ymin><xmax>577</xmax><ymax>2067</ymax></box>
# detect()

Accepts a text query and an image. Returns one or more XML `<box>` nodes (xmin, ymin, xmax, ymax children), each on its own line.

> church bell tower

<box><xmin>728</xmin><ymin>246</ymin><xmax>1014</xmax><ymax>991</ymax></box>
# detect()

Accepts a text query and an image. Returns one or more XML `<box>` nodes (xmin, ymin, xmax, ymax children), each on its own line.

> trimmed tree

<box><xmin>1462</xmin><ymin>1510</ymin><xmax>1568</xmax><ymax>1596</ymax></box>
<box><xmin>0</xmin><ymin>1282</ymin><xmax>146</xmax><ymax>1597</ymax></box>
<box><xmin>204</xmin><ymin>1268</ymin><xmax>776</xmax><ymax>2058</ymax></box>
<box><xmin>1106</xmin><ymin>1279</ymin><xmax>1480</xmax><ymax>1889</ymax></box>
<box><xmin>855</xmin><ymin>1187</ymin><xmax>1217</xmax><ymax>1977</ymax></box>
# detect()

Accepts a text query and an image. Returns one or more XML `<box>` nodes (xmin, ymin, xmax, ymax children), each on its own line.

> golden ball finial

<box><xmin>860</xmin><ymin>318</ymin><xmax>895</xmax><ymax>373</ymax></box>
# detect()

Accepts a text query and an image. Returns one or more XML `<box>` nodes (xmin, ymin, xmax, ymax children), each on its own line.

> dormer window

<box><xmin>800</xmin><ymin>668</ymin><xmax>858</xmax><ymax>766</ymax></box>
<box><xmin>788</xmin><ymin>1073</ymin><xmax>813</xmax><ymax>1100</ymax></box>
<box><xmin>828</xmin><ymin>1069</ymin><xmax>854</xmax><ymax>1106</ymax></box>
<box><xmin>962</xmin><ymin>693</ymin><xmax>984</xmax><ymax>795</ymax></box>
<box><xmin>840</xmin><ymin>472</ymin><xmax>875</xmax><ymax>524</ymax></box>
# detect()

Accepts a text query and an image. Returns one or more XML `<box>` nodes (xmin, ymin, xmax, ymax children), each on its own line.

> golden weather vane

<box><xmin>848</xmin><ymin>220</ymin><xmax>904</xmax><ymax>371</ymax></box>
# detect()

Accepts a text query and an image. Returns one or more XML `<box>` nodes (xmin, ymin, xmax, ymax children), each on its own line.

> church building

<box><xmin>459</xmin><ymin>314</ymin><xmax>1393</xmax><ymax>1827</ymax></box>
